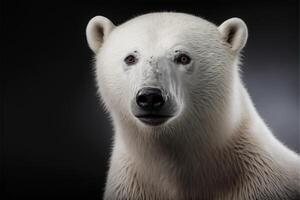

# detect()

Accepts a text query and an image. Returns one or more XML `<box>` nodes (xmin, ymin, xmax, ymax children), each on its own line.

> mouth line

<box><xmin>135</xmin><ymin>114</ymin><xmax>172</xmax><ymax>118</ymax></box>
<box><xmin>135</xmin><ymin>114</ymin><xmax>172</xmax><ymax>126</ymax></box>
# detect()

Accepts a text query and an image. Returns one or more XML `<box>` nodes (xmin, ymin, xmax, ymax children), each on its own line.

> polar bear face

<box><xmin>86</xmin><ymin>13</ymin><xmax>248</xmax><ymax>128</ymax></box>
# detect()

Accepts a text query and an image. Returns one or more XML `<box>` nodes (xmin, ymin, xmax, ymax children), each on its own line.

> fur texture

<box><xmin>86</xmin><ymin>12</ymin><xmax>300</xmax><ymax>199</ymax></box>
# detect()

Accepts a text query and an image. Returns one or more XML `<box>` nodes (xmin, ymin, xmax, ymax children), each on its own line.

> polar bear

<box><xmin>86</xmin><ymin>12</ymin><xmax>300</xmax><ymax>200</ymax></box>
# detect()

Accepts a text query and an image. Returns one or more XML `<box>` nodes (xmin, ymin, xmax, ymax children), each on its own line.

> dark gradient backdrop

<box><xmin>1</xmin><ymin>0</ymin><xmax>299</xmax><ymax>199</ymax></box>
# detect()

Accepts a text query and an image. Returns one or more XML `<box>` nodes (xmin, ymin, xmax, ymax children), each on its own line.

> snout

<box><xmin>132</xmin><ymin>87</ymin><xmax>175</xmax><ymax>126</ymax></box>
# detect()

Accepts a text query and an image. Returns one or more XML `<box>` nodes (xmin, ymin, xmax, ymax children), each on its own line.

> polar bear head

<box><xmin>86</xmin><ymin>12</ymin><xmax>248</xmax><ymax>132</ymax></box>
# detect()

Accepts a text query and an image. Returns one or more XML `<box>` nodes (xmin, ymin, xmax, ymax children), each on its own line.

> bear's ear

<box><xmin>218</xmin><ymin>18</ymin><xmax>248</xmax><ymax>53</ymax></box>
<box><xmin>86</xmin><ymin>16</ymin><xmax>115</xmax><ymax>53</ymax></box>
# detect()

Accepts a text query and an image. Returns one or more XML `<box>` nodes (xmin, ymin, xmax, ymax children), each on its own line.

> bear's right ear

<box><xmin>218</xmin><ymin>18</ymin><xmax>248</xmax><ymax>53</ymax></box>
<box><xmin>86</xmin><ymin>16</ymin><xmax>115</xmax><ymax>53</ymax></box>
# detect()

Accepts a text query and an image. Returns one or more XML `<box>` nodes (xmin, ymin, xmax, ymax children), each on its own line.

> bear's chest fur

<box><xmin>104</xmin><ymin>129</ymin><xmax>299</xmax><ymax>200</ymax></box>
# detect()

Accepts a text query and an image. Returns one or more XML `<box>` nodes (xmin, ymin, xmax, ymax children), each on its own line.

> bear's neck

<box><xmin>111</xmin><ymin>78</ymin><xmax>269</xmax><ymax>193</ymax></box>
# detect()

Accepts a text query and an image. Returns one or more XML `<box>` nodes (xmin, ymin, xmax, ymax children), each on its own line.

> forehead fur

<box><xmin>102</xmin><ymin>12</ymin><xmax>222</xmax><ymax>55</ymax></box>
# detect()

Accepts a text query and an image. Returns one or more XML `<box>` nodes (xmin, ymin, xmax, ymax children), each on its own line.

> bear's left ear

<box><xmin>218</xmin><ymin>18</ymin><xmax>248</xmax><ymax>53</ymax></box>
<box><xmin>86</xmin><ymin>16</ymin><xmax>115</xmax><ymax>53</ymax></box>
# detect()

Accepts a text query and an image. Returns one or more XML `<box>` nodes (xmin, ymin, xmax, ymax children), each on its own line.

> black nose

<box><xmin>136</xmin><ymin>88</ymin><xmax>165</xmax><ymax>110</ymax></box>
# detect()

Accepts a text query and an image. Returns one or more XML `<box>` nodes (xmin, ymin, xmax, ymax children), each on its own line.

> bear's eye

<box><xmin>175</xmin><ymin>54</ymin><xmax>191</xmax><ymax>65</ymax></box>
<box><xmin>124</xmin><ymin>55</ymin><xmax>138</xmax><ymax>65</ymax></box>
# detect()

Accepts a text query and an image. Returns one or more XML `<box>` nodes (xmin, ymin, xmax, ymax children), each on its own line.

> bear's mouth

<box><xmin>136</xmin><ymin>114</ymin><xmax>172</xmax><ymax>126</ymax></box>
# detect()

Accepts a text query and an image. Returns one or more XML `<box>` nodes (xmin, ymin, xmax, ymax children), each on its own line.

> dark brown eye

<box><xmin>124</xmin><ymin>55</ymin><xmax>137</xmax><ymax>65</ymax></box>
<box><xmin>175</xmin><ymin>54</ymin><xmax>191</xmax><ymax>65</ymax></box>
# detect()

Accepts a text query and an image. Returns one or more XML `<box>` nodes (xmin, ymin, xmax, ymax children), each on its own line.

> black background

<box><xmin>1</xmin><ymin>0</ymin><xmax>299</xmax><ymax>199</ymax></box>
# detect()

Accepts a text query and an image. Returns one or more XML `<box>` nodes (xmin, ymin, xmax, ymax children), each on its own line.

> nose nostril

<box><xmin>137</xmin><ymin>95</ymin><xmax>148</xmax><ymax>107</ymax></box>
<box><xmin>138</xmin><ymin>95</ymin><xmax>148</xmax><ymax>103</ymax></box>
<box><xmin>152</xmin><ymin>95</ymin><xmax>164</xmax><ymax>107</ymax></box>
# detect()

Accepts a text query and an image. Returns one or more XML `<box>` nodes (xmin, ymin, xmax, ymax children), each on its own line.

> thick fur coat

<box><xmin>86</xmin><ymin>12</ymin><xmax>300</xmax><ymax>199</ymax></box>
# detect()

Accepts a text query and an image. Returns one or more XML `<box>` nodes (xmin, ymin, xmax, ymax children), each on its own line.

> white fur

<box><xmin>86</xmin><ymin>12</ymin><xmax>300</xmax><ymax>199</ymax></box>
